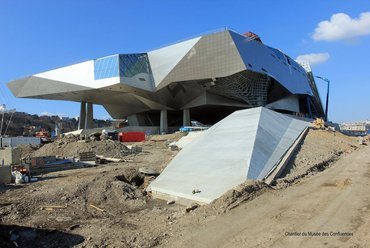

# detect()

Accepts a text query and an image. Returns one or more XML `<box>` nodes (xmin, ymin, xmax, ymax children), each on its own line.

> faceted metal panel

<box><xmin>7</xmin><ymin>29</ymin><xmax>324</xmax><ymax>119</ymax></box>
<box><xmin>229</xmin><ymin>31</ymin><xmax>314</xmax><ymax>96</ymax></box>
<box><xmin>157</xmin><ymin>30</ymin><xmax>246</xmax><ymax>89</ymax></box>
<box><xmin>147</xmin><ymin>37</ymin><xmax>201</xmax><ymax>86</ymax></box>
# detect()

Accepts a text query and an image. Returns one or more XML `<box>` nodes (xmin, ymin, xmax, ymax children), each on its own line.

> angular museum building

<box><xmin>7</xmin><ymin>29</ymin><xmax>324</xmax><ymax>132</ymax></box>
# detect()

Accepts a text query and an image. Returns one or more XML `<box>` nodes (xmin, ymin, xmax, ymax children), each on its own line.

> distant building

<box><xmin>7</xmin><ymin>29</ymin><xmax>324</xmax><ymax>132</ymax></box>
<box><xmin>340</xmin><ymin>121</ymin><xmax>370</xmax><ymax>136</ymax></box>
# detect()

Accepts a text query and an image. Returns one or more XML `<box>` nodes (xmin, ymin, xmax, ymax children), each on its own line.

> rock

<box><xmin>139</xmin><ymin>167</ymin><xmax>159</xmax><ymax>176</ymax></box>
<box><xmin>166</xmin><ymin>200</ymin><xmax>175</xmax><ymax>205</ymax></box>
<box><xmin>56</xmin><ymin>216</ymin><xmax>72</xmax><ymax>222</ymax></box>
<box><xmin>69</xmin><ymin>224</ymin><xmax>80</xmax><ymax>230</ymax></box>
<box><xmin>185</xmin><ymin>203</ymin><xmax>200</xmax><ymax>213</ymax></box>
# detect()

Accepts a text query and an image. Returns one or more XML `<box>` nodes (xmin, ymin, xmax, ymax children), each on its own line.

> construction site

<box><xmin>1</xmin><ymin>27</ymin><xmax>370</xmax><ymax>248</ymax></box>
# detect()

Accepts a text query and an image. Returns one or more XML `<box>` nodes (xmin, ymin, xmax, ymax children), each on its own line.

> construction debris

<box><xmin>358</xmin><ymin>136</ymin><xmax>365</xmax><ymax>145</ymax></box>
<box><xmin>313</xmin><ymin>118</ymin><xmax>325</xmax><ymax>129</ymax></box>
<box><xmin>185</xmin><ymin>203</ymin><xmax>200</xmax><ymax>213</ymax></box>
<box><xmin>0</xmin><ymin>165</ymin><xmax>12</xmax><ymax>184</ymax></box>
<box><xmin>40</xmin><ymin>206</ymin><xmax>67</xmax><ymax>211</ymax></box>
<box><xmin>139</xmin><ymin>167</ymin><xmax>159</xmax><ymax>176</ymax></box>
<box><xmin>89</xmin><ymin>204</ymin><xmax>105</xmax><ymax>212</ymax></box>
<box><xmin>31</xmin><ymin>136</ymin><xmax>134</xmax><ymax>158</ymax></box>
<box><xmin>78</xmin><ymin>151</ymin><xmax>96</xmax><ymax>166</ymax></box>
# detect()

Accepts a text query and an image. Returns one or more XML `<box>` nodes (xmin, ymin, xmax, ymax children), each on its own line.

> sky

<box><xmin>0</xmin><ymin>0</ymin><xmax>369</xmax><ymax>123</ymax></box>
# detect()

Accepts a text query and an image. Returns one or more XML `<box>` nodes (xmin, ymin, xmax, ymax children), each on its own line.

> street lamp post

<box><xmin>315</xmin><ymin>76</ymin><xmax>330</xmax><ymax>122</ymax></box>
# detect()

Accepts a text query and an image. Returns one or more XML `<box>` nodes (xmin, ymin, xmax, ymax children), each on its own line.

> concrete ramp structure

<box><xmin>149</xmin><ymin>107</ymin><xmax>310</xmax><ymax>204</ymax></box>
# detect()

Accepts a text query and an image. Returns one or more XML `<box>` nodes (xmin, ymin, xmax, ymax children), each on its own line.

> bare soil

<box><xmin>1</xmin><ymin>129</ymin><xmax>367</xmax><ymax>248</ymax></box>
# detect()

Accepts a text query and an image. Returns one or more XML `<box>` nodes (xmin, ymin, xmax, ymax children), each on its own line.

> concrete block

<box><xmin>0</xmin><ymin>166</ymin><xmax>12</xmax><ymax>184</ymax></box>
<box><xmin>0</xmin><ymin>148</ymin><xmax>21</xmax><ymax>165</ymax></box>
<box><xmin>30</xmin><ymin>156</ymin><xmax>57</xmax><ymax>168</ymax></box>
<box><xmin>149</xmin><ymin>107</ymin><xmax>311</xmax><ymax>204</ymax></box>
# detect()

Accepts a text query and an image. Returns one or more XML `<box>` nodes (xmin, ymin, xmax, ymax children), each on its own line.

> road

<box><xmin>163</xmin><ymin>145</ymin><xmax>370</xmax><ymax>248</ymax></box>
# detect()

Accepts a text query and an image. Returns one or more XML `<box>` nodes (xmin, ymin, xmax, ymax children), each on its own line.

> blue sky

<box><xmin>0</xmin><ymin>0</ymin><xmax>369</xmax><ymax>123</ymax></box>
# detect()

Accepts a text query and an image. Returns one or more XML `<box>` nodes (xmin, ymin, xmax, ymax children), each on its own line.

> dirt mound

<box><xmin>200</xmin><ymin>130</ymin><xmax>359</xmax><ymax>214</ymax></box>
<box><xmin>208</xmin><ymin>181</ymin><xmax>268</xmax><ymax>213</ymax></box>
<box><xmin>149</xmin><ymin>132</ymin><xmax>186</xmax><ymax>142</ymax></box>
<box><xmin>276</xmin><ymin>129</ymin><xmax>359</xmax><ymax>187</ymax></box>
<box><xmin>73</xmin><ymin>167</ymin><xmax>147</xmax><ymax>212</ymax></box>
<box><xmin>16</xmin><ymin>144</ymin><xmax>42</xmax><ymax>159</ymax></box>
<box><xmin>31</xmin><ymin>139</ymin><xmax>132</xmax><ymax>158</ymax></box>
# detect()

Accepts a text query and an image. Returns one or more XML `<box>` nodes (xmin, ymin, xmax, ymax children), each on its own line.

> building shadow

<box><xmin>0</xmin><ymin>224</ymin><xmax>84</xmax><ymax>248</ymax></box>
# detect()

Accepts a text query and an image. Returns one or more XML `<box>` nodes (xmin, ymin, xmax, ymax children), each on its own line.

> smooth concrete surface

<box><xmin>78</xmin><ymin>101</ymin><xmax>86</xmax><ymax>130</ymax></box>
<box><xmin>183</xmin><ymin>109</ymin><xmax>190</xmax><ymax>126</ymax></box>
<box><xmin>149</xmin><ymin>107</ymin><xmax>310</xmax><ymax>204</ymax></box>
<box><xmin>0</xmin><ymin>137</ymin><xmax>40</xmax><ymax>148</ymax></box>
<box><xmin>160</xmin><ymin>110</ymin><xmax>168</xmax><ymax>134</ymax></box>
<box><xmin>0</xmin><ymin>148</ymin><xmax>20</xmax><ymax>165</ymax></box>
<box><xmin>172</xmin><ymin>131</ymin><xmax>205</xmax><ymax>149</ymax></box>
<box><xmin>265</xmin><ymin>127</ymin><xmax>309</xmax><ymax>184</ymax></box>
<box><xmin>85</xmin><ymin>102</ymin><xmax>94</xmax><ymax>129</ymax></box>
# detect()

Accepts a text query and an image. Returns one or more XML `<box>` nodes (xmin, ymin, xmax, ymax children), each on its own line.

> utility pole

<box><xmin>0</xmin><ymin>104</ymin><xmax>6</xmax><ymax>136</ymax></box>
<box><xmin>315</xmin><ymin>76</ymin><xmax>330</xmax><ymax>122</ymax></box>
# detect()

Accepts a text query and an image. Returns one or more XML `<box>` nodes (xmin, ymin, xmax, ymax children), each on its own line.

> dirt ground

<box><xmin>0</xmin><ymin>129</ymin><xmax>367</xmax><ymax>247</ymax></box>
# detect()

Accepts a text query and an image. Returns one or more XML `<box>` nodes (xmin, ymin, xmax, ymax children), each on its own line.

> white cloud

<box><xmin>40</xmin><ymin>111</ymin><xmax>66</xmax><ymax>117</ymax></box>
<box><xmin>295</xmin><ymin>53</ymin><xmax>330</xmax><ymax>65</ymax></box>
<box><xmin>312</xmin><ymin>12</ymin><xmax>370</xmax><ymax>41</ymax></box>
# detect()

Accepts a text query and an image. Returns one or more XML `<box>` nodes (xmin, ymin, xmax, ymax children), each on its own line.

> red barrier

<box><xmin>119</xmin><ymin>132</ymin><xmax>145</xmax><ymax>142</ymax></box>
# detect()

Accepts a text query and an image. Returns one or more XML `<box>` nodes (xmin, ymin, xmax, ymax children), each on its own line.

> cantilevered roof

<box><xmin>7</xmin><ymin>29</ymin><xmax>323</xmax><ymax>118</ymax></box>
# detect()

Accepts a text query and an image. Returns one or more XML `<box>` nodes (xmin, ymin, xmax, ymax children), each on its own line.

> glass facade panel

<box><xmin>119</xmin><ymin>53</ymin><xmax>151</xmax><ymax>78</ymax></box>
<box><xmin>94</xmin><ymin>55</ymin><xmax>119</xmax><ymax>80</ymax></box>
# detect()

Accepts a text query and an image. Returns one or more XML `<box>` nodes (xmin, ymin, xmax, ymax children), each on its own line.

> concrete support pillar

<box><xmin>183</xmin><ymin>108</ymin><xmax>190</xmax><ymax>126</ymax></box>
<box><xmin>78</xmin><ymin>101</ymin><xmax>86</xmax><ymax>130</ymax></box>
<box><xmin>85</xmin><ymin>102</ymin><xmax>94</xmax><ymax>129</ymax></box>
<box><xmin>160</xmin><ymin>110</ymin><xmax>168</xmax><ymax>134</ymax></box>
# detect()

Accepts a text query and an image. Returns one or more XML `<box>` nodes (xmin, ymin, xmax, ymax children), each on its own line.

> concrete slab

<box><xmin>172</xmin><ymin>131</ymin><xmax>205</xmax><ymax>149</ymax></box>
<box><xmin>149</xmin><ymin>107</ymin><xmax>310</xmax><ymax>204</ymax></box>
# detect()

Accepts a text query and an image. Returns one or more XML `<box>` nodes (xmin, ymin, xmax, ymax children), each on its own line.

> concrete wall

<box><xmin>0</xmin><ymin>148</ymin><xmax>20</xmax><ymax>165</ymax></box>
<box><xmin>0</xmin><ymin>137</ymin><xmax>41</xmax><ymax>148</ymax></box>
<box><xmin>0</xmin><ymin>166</ymin><xmax>12</xmax><ymax>184</ymax></box>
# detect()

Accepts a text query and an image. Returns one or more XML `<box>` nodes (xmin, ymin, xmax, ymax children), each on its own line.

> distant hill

<box><xmin>0</xmin><ymin>112</ymin><xmax>112</xmax><ymax>136</ymax></box>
